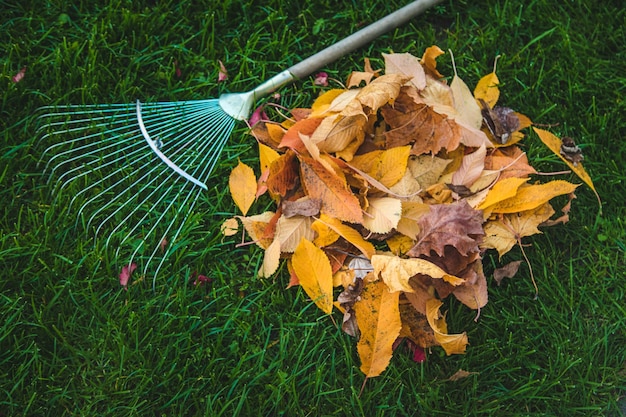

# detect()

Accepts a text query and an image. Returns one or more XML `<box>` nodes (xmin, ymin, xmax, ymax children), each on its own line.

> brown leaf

<box><xmin>408</xmin><ymin>201</ymin><xmax>484</xmax><ymax>258</ymax></box>
<box><xmin>448</xmin><ymin>369</ymin><xmax>479</xmax><ymax>381</ymax></box>
<box><xmin>282</xmin><ymin>196</ymin><xmax>321</xmax><ymax>218</ymax></box>
<box><xmin>354</xmin><ymin>280</ymin><xmax>402</xmax><ymax>377</ymax></box>
<box><xmin>381</xmin><ymin>90</ymin><xmax>461</xmax><ymax>155</ymax></box>
<box><xmin>484</xmin><ymin>147</ymin><xmax>537</xmax><ymax>180</ymax></box>
<box><xmin>355</xmin><ymin>73</ymin><xmax>407</xmax><ymax>112</ymax></box>
<box><xmin>299</xmin><ymin>155</ymin><xmax>363</xmax><ymax>224</ymax></box>
<box><xmin>493</xmin><ymin>260</ymin><xmax>523</xmax><ymax>285</ymax></box>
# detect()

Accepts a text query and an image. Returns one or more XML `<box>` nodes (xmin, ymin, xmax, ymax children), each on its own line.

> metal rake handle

<box><xmin>219</xmin><ymin>0</ymin><xmax>443</xmax><ymax>120</ymax></box>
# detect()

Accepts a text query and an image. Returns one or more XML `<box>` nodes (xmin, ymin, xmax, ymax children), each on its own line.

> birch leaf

<box><xmin>291</xmin><ymin>238</ymin><xmax>334</xmax><ymax>314</ymax></box>
<box><xmin>362</xmin><ymin>197</ymin><xmax>402</xmax><ymax>234</ymax></box>
<box><xmin>259</xmin><ymin>238</ymin><xmax>281</xmax><ymax>278</ymax></box>
<box><xmin>451</xmin><ymin>143</ymin><xmax>487</xmax><ymax>187</ymax></box>
<box><xmin>383</xmin><ymin>52</ymin><xmax>427</xmax><ymax>90</ymax></box>
<box><xmin>354</xmin><ymin>280</ymin><xmax>402</xmax><ymax>378</ymax></box>
<box><xmin>426</xmin><ymin>299</ymin><xmax>468</xmax><ymax>355</ymax></box>
<box><xmin>474</xmin><ymin>71</ymin><xmax>500</xmax><ymax>108</ymax></box>
<box><xmin>229</xmin><ymin>160</ymin><xmax>257</xmax><ymax>215</ymax></box>
<box><xmin>488</xmin><ymin>181</ymin><xmax>579</xmax><ymax>214</ymax></box>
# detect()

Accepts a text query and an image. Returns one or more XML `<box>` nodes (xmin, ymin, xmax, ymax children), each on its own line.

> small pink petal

<box><xmin>218</xmin><ymin>60</ymin><xmax>228</xmax><ymax>83</ymax></box>
<box><xmin>192</xmin><ymin>271</ymin><xmax>212</xmax><ymax>286</ymax></box>
<box><xmin>248</xmin><ymin>104</ymin><xmax>268</xmax><ymax>126</ymax></box>
<box><xmin>119</xmin><ymin>262</ymin><xmax>137</xmax><ymax>290</ymax></box>
<box><xmin>174</xmin><ymin>60</ymin><xmax>182</xmax><ymax>78</ymax></box>
<box><xmin>314</xmin><ymin>71</ymin><xmax>328</xmax><ymax>86</ymax></box>
<box><xmin>406</xmin><ymin>339</ymin><xmax>426</xmax><ymax>363</ymax></box>
<box><xmin>12</xmin><ymin>66</ymin><xmax>26</xmax><ymax>83</ymax></box>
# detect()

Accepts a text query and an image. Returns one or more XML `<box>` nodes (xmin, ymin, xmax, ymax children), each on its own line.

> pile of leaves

<box><xmin>222</xmin><ymin>46</ymin><xmax>597</xmax><ymax>378</ymax></box>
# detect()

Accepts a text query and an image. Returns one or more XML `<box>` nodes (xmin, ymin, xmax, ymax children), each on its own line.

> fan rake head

<box><xmin>37</xmin><ymin>99</ymin><xmax>236</xmax><ymax>285</ymax></box>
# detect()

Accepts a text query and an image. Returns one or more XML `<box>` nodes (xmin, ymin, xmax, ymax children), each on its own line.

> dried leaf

<box><xmin>451</xmin><ymin>74</ymin><xmax>483</xmax><ymax>129</ymax></box>
<box><xmin>218</xmin><ymin>60</ymin><xmax>228</xmax><ymax>83</ymax></box>
<box><xmin>420</xmin><ymin>45</ymin><xmax>445</xmax><ymax>78</ymax></box>
<box><xmin>119</xmin><ymin>262</ymin><xmax>137</xmax><ymax>290</ymax></box>
<box><xmin>425</xmin><ymin>298</ymin><xmax>468</xmax><ymax>355</ymax></box>
<box><xmin>229</xmin><ymin>160</ymin><xmax>257</xmax><ymax>215</ymax></box>
<box><xmin>355</xmin><ymin>73</ymin><xmax>407</xmax><ymax>112</ymax></box>
<box><xmin>474</xmin><ymin>71</ymin><xmax>500</xmax><ymax>109</ymax></box>
<box><xmin>220</xmin><ymin>217</ymin><xmax>239</xmax><ymax>236</ymax></box>
<box><xmin>477</xmin><ymin>177</ymin><xmax>529</xmax><ymax>211</ymax></box>
<box><xmin>408</xmin><ymin>201</ymin><xmax>484</xmax><ymax>258</ymax></box>
<box><xmin>493</xmin><ymin>260</ymin><xmax>523</xmax><ymax>285</ymax></box>
<box><xmin>274</xmin><ymin>215</ymin><xmax>316</xmax><ymax>253</ymax></box>
<box><xmin>362</xmin><ymin>197</ymin><xmax>402</xmax><ymax>234</ymax></box>
<box><xmin>259</xmin><ymin>238</ymin><xmax>281</xmax><ymax>278</ymax></box>
<box><xmin>315</xmin><ymin>214</ymin><xmax>375</xmax><ymax>259</ymax></box>
<box><xmin>349</xmin><ymin>146</ymin><xmax>411</xmax><ymax>188</ymax></box>
<box><xmin>481</xmin><ymin>203</ymin><xmax>555</xmax><ymax>257</ymax></box>
<box><xmin>282</xmin><ymin>197</ymin><xmax>321</xmax><ymax>218</ymax></box>
<box><xmin>383</xmin><ymin>52</ymin><xmax>426</xmax><ymax>90</ymax></box>
<box><xmin>371</xmin><ymin>253</ymin><xmax>464</xmax><ymax>293</ymax></box>
<box><xmin>451</xmin><ymin>143</ymin><xmax>487</xmax><ymax>187</ymax></box>
<box><xmin>239</xmin><ymin>211</ymin><xmax>275</xmax><ymax>249</ymax></box>
<box><xmin>354</xmin><ymin>280</ymin><xmax>402</xmax><ymax>377</ymax></box>
<box><xmin>533</xmin><ymin>127</ymin><xmax>598</xmax><ymax>201</ymax></box>
<box><xmin>299</xmin><ymin>155</ymin><xmax>363</xmax><ymax>224</ymax></box>
<box><xmin>266</xmin><ymin>151</ymin><xmax>299</xmax><ymax>197</ymax></box>
<box><xmin>488</xmin><ymin>180</ymin><xmax>579</xmax><ymax>214</ymax></box>
<box><xmin>291</xmin><ymin>238</ymin><xmax>334</xmax><ymax>314</ymax></box>
<box><xmin>12</xmin><ymin>66</ymin><xmax>27</xmax><ymax>83</ymax></box>
<box><xmin>448</xmin><ymin>369</ymin><xmax>478</xmax><ymax>381</ymax></box>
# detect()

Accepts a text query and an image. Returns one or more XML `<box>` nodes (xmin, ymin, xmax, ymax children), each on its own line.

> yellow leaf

<box><xmin>258</xmin><ymin>238</ymin><xmax>281</xmax><ymax>278</ymax></box>
<box><xmin>311</xmin><ymin>113</ymin><xmax>367</xmax><ymax>157</ymax></box>
<box><xmin>349</xmin><ymin>146</ymin><xmax>411</xmax><ymax>188</ymax></box>
<box><xmin>354</xmin><ymin>280</ymin><xmax>401</xmax><ymax>377</ymax></box>
<box><xmin>317</xmin><ymin>214</ymin><xmax>375</xmax><ymax>259</ymax></box>
<box><xmin>310</xmin><ymin>89</ymin><xmax>346</xmax><ymax>116</ymax></box>
<box><xmin>311</xmin><ymin>218</ymin><xmax>340</xmax><ymax>247</ymax></box>
<box><xmin>420</xmin><ymin>45</ymin><xmax>445</xmax><ymax>78</ymax></box>
<box><xmin>291</xmin><ymin>238</ymin><xmax>334</xmax><ymax>314</ymax></box>
<box><xmin>473</xmin><ymin>72</ymin><xmax>500</xmax><ymax>108</ymax></box>
<box><xmin>385</xmin><ymin>234</ymin><xmax>415</xmax><ymax>256</ymax></box>
<box><xmin>371</xmin><ymin>253</ymin><xmax>464</xmax><ymax>293</ymax></box>
<box><xmin>532</xmin><ymin>127</ymin><xmax>600</xmax><ymax>206</ymax></box>
<box><xmin>488</xmin><ymin>180</ymin><xmax>579</xmax><ymax>213</ymax></box>
<box><xmin>258</xmin><ymin>142</ymin><xmax>280</xmax><ymax>173</ymax></box>
<box><xmin>477</xmin><ymin>177</ymin><xmax>529</xmax><ymax>211</ymax></box>
<box><xmin>426</xmin><ymin>299</ymin><xmax>468</xmax><ymax>355</ymax></box>
<box><xmin>229</xmin><ymin>160</ymin><xmax>257</xmax><ymax>215</ymax></box>
<box><xmin>362</xmin><ymin>197</ymin><xmax>402</xmax><ymax>234</ymax></box>
<box><xmin>481</xmin><ymin>203</ymin><xmax>555</xmax><ymax>258</ymax></box>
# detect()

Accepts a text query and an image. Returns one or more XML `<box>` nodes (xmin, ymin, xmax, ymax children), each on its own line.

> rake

<box><xmin>37</xmin><ymin>0</ymin><xmax>442</xmax><ymax>284</ymax></box>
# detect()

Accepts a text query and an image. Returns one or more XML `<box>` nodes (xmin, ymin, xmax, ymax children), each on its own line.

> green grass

<box><xmin>2</xmin><ymin>0</ymin><xmax>625</xmax><ymax>415</ymax></box>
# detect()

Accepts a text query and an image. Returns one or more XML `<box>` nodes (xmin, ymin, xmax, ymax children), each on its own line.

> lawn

<box><xmin>1</xmin><ymin>0</ymin><xmax>625</xmax><ymax>416</ymax></box>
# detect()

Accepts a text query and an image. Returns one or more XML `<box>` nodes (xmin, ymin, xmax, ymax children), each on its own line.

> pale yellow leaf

<box><xmin>220</xmin><ymin>217</ymin><xmax>239</xmax><ymax>237</ymax></box>
<box><xmin>258</xmin><ymin>238</ymin><xmax>281</xmax><ymax>278</ymax></box>
<box><xmin>407</xmin><ymin>155</ymin><xmax>452</xmax><ymax>190</ymax></box>
<box><xmin>383</xmin><ymin>52</ymin><xmax>426</xmax><ymax>90</ymax></box>
<box><xmin>371</xmin><ymin>253</ymin><xmax>464</xmax><ymax>293</ymax></box>
<box><xmin>275</xmin><ymin>215</ymin><xmax>316</xmax><ymax>253</ymax></box>
<box><xmin>354</xmin><ymin>280</ymin><xmax>402</xmax><ymax>377</ymax></box>
<box><xmin>362</xmin><ymin>197</ymin><xmax>402</xmax><ymax>234</ymax></box>
<box><xmin>229</xmin><ymin>160</ymin><xmax>257</xmax><ymax>215</ymax></box>
<box><xmin>291</xmin><ymin>238</ymin><xmax>334</xmax><ymax>314</ymax></box>
<box><xmin>396</xmin><ymin>201</ymin><xmax>430</xmax><ymax>239</ymax></box>
<box><xmin>451</xmin><ymin>75</ymin><xmax>483</xmax><ymax>129</ymax></box>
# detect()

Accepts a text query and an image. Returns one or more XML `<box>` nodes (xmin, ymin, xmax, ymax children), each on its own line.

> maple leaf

<box><xmin>299</xmin><ymin>155</ymin><xmax>363</xmax><ymax>224</ymax></box>
<box><xmin>481</xmin><ymin>202</ymin><xmax>555</xmax><ymax>258</ymax></box>
<box><xmin>291</xmin><ymin>238</ymin><xmax>334</xmax><ymax>314</ymax></box>
<box><xmin>408</xmin><ymin>201</ymin><xmax>484</xmax><ymax>258</ymax></box>
<box><xmin>228</xmin><ymin>160</ymin><xmax>257</xmax><ymax>215</ymax></box>
<box><xmin>354</xmin><ymin>279</ymin><xmax>402</xmax><ymax>378</ymax></box>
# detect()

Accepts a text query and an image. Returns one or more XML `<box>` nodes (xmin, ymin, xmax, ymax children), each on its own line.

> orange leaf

<box><xmin>291</xmin><ymin>238</ymin><xmax>333</xmax><ymax>314</ymax></box>
<box><xmin>420</xmin><ymin>45</ymin><xmax>445</xmax><ymax>78</ymax></box>
<box><xmin>354</xmin><ymin>280</ymin><xmax>401</xmax><ymax>377</ymax></box>
<box><xmin>299</xmin><ymin>156</ymin><xmax>363</xmax><ymax>224</ymax></box>
<box><xmin>266</xmin><ymin>151</ymin><xmax>299</xmax><ymax>197</ymax></box>
<box><xmin>229</xmin><ymin>160</ymin><xmax>257</xmax><ymax>215</ymax></box>
<box><xmin>279</xmin><ymin>117</ymin><xmax>323</xmax><ymax>151</ymax></box>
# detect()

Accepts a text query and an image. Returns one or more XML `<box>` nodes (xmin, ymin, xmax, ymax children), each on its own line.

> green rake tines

<box><xmin>37</xmin><ymin>0</ymin><xmax>442</xmax><ymax>286</ymax></box>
